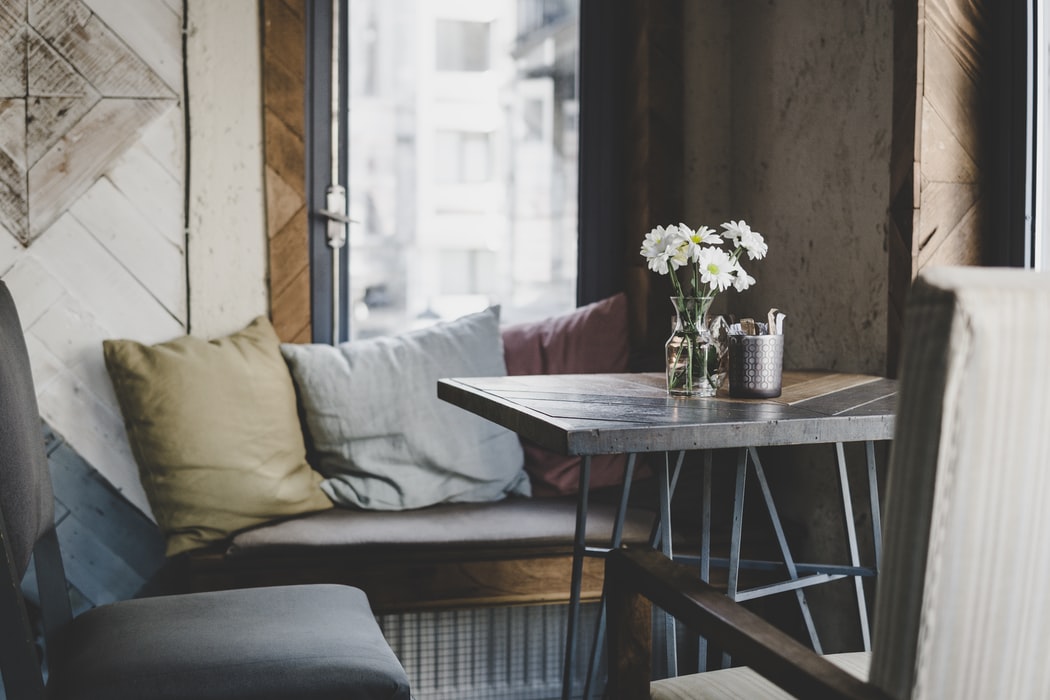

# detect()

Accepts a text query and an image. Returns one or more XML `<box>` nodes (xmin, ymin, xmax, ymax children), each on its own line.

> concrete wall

<box><xmin>682</xmin><ymin>0</ymin><xmax>894</xmax><ymax>652</ymax></box>
<box><xmin>185</xmin><ymin>0</ymin><xmax>269</xmax><ymax>340</ymax></box>
<box><xmin>684</xmin><ymin>0</ymin><xmax>892</xmax><ymax>375</ymax></box>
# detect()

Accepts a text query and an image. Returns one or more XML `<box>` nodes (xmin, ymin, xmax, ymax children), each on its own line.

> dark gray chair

<box><xmin>0</xmin><ymin>282</ymin><xmax>411</xmax><ymax>699</ymax></box>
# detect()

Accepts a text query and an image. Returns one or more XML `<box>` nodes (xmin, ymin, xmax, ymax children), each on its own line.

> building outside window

<box><xmin>346</xmin><ymin>0</ymin><xmax>579</xmax><ymax>339</ymax></box>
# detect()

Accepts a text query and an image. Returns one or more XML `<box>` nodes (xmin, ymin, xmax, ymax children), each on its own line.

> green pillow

<box><xmin>103</xmin><ymin>317</ymin><xmax>332</xmax><ymax>556</ymax></box>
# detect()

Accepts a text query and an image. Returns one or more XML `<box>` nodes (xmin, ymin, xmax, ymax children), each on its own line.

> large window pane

<box><xmin>347</xmin><ymin>0</ymin><xmax>579</xmax><ymax>339</ymax></box>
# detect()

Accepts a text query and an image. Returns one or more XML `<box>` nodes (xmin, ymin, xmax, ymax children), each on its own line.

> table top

<box><xmin>438</xmin><ymin>371</ymin><xmax>896</xmax><ymax>456</ymax></box>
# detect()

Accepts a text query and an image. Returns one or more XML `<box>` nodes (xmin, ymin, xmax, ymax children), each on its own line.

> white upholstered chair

<box><xmin>606</xmin><ymin>266</ymin><xmax>1050</xmax><ymax>699</ymax></box>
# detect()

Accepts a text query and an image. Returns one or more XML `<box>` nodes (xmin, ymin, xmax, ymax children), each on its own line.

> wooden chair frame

<box><xmin>605</xmin><ymin>547</ymin><xmax>891</xmax><ymax>700</ymax></box>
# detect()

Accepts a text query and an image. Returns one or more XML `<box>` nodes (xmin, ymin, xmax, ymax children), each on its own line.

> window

<box><xmin>345</xmin><ymin>0</ymin><xmax>579</xmax><ymax>339</ymax></box>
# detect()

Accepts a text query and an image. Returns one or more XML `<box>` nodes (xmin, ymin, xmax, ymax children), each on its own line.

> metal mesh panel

<box><xmin>378</xmin><ymin>603</ymin><xmax>603</xmax><ymax>700</ymax></box>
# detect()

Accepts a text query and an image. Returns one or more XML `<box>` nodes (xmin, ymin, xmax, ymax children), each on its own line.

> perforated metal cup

<box><xmin>728</xmin><ymin>334</ymin><xmax>784</xmax><ymax>398</ymax></box>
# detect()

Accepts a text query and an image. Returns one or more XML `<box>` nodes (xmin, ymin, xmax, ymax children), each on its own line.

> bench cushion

<box><xmin>227</xmin><ymin>498</ymin><xmax>654</xmax><ymax>555</ymax></box>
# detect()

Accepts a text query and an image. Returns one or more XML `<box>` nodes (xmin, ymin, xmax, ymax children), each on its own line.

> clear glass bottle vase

<box><xmin>665</xmin><ymin>296</ymin><xmax>727</xmax><ymax>397</ymax></box>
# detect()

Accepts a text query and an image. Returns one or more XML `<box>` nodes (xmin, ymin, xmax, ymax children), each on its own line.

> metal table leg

<box><xmin>866</xmin><ymin>441</ymin><xmax>883</xmax><ymax>572</ymax></box>
<box><xmin>697</xmin><ymin>450</ymin><xmax>713</xmax><ymax>672</ymax></box>
<box><xmin>749</xmin><ymin>447</ymin><xmax>823</xmax><ymax>653</ymax></box>
<box><xmin>562</xmin><ymin>455</ymin><xmax>592</xmax><ymax>700</ymax></box>
<box><xmin>583</xmin><ymin>454</ymin><xmax>637</xmax><ymax>700</ymax></box>
<box><xmin>659</xmin><ymin>451</ymin><xmax>678</xmax><ymax>678</ymax></box>
<box><xmin>720</xmin><ymin>447</ymin><xmax>749</xmax><ymax>669</ymax></box>
<box><xmin>835</xmin><ymin>442</ymin><xmax>871</xmax><ymax>650</ymax></box>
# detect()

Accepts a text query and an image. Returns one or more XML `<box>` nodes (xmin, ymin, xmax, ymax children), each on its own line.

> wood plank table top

<box><xmin>438</xmin><ymin>371</ymin><xmax>896</xmax><ymax>456</ymax></box>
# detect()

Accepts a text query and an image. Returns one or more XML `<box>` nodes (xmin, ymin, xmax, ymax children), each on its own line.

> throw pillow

<box><xmin>103</xmin><ymin>317</ymin><xmax>332</xmax><ymax>556</ymax></box>
<box><xmin>502</xmin><ymin>293</ymin><xmax>647</xmax><ymax>495</ymax></box>
<box><xmin>281</xmin><ymin>307</ymin><xmax>529</xmax><ymax>510</ymax></box>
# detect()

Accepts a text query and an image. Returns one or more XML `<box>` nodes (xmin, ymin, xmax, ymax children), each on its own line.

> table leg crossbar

<box><xmin>565</xmin><ymin>441</ymin><xmax>883</xmax><ymax>698</ymax></box>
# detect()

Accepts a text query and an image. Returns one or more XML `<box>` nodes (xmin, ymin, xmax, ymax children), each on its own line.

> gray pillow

<box><xmin>280</xmin><ymin>307</ymin><xmax>529</xmax><ymax>510</ymax></box>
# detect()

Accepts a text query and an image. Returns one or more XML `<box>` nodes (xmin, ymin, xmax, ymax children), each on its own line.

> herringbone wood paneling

<box><xmin>0</xmin><ymin>0</ymin><xmax>177</xmax><ymax>245</ymax></box>
<box><xmin>888</xmin><ymin>0</ymin><xmax>992</xmax><ymax>373</ymax></box>
<box><xmin>262</xmin><ymin>0</ymin><xmax>310</xmax><ymax>344</ymax></box>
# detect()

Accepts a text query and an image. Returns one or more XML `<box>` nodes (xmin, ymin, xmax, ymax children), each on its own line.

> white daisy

<box><xmin>680</xmin><ymin>224</ymin><xmax>723</xmax><ymax>262</ymax></box>
<box><xmin>722</xmin><ymin>219</ymin><xmax>768</xmax><ymax>260</ymax></box>
<box><xmin>640</xmin><ymin>225</ymin><xmax>688</xmax><ymax>275</ymax></box>
<box><xmin>696</xmin><ymin>247</ymin><xmax>736</xmax><ymax>292</ymax></box>
<box><xmin>732</xmin><ymin>265</ymin><xmax>756</xmax><ymax>292</ymax></box>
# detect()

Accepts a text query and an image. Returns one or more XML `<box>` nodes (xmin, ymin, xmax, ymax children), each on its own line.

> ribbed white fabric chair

<box><xmin>606</xmin><ymin>266</ymin><xmax>1050</xmax><ymax>699</ymax></box>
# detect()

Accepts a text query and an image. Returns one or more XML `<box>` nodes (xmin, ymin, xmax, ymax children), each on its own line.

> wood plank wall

<box><xmin>261</xmin><ymin>0</ymin><xmax>311</xmax><ymax>343</ymax></box>
<box><xmin>0</xmin><ymin>0</ymin><xmax>184</xmax><ymax>514</ymax></box>
<box><xmin>24</xmin><ymin>425</ymin><xmax>166</xmax><ymax>615</ymax></box>
<box><xmin>0</xmin><ymin>3</ymin><xmax>181</xmax><ymax>653</ymax></box>
<box><xmin>888</xmin><ymin>0</ymin><xmax>993</xmax><ymax>372</ymax></box>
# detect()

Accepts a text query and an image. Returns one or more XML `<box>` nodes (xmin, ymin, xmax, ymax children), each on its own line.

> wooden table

<box><xmin>438</xmin><ymin>370</ymin><xmax>896</xmax><ymax>698</ymax></box>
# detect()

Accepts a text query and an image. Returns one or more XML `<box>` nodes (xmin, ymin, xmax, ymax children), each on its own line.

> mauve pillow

<box><xmin>501</xmin><ymin>293</ymin><xmax>646</xmax><ymax>496</ymax></box>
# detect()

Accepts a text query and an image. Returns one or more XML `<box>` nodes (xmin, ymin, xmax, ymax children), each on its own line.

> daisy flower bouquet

<box><xmin>640</xmin><ymin>220</ymin><xmax>768</xmax><ymax>396</ymax></box>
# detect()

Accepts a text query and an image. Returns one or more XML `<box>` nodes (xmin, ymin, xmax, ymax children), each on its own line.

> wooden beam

<box><xmin>260</xmin><ymin>0</ymin><xmax>310</xmax><ymax>342</ymax></box>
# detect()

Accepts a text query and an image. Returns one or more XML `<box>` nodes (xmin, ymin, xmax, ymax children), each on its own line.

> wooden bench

<box><xmin>172</xmin><ymin>496</ymin><xmax>656</xmax><ymax>614</ymax></box>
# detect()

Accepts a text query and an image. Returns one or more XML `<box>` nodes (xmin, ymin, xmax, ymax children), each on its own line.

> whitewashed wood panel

<box><xmin>69</xmin><ymin>176</ymin><xmax>186</xmax><ymax>321</ymax></box>
<box><xmin>105</xmin><ymin>141</ymin><xmax>183</xmax><ymax>247</ymax></box>
<box><xmin>0</xmin><ymin>98</ymin><xmax>26</xmax><ymax>162</ymax></box>
<box><xmin>29</xmin><ymin>294</ymin><xmax>116</xmax><ymax>393</ymax></box>
<box><xmin>30</xmin><ymin>0</ymin><xmax>174</xmax><ymax>99</ymax></box>
<box><xmin>83</xmin><ymin>0</ymin><xmax>182</xmax><ymax>94</ymax></box>
<box><xmin>0</xmin><ymin>229</ymin><xmax>19</xmax><ymax>275</ymax></box>
<box><xmin>0</xmin><ymin>254</ymin><xmax>66</xmax><ymax>328</ymax></box>
<box><xmin>138</xmin><ymin>102</ymin><xmax>183</xmax><ymax>182</ymax></box>
<box><xmin>0</xmin><ymin>28</ymin><xmax>26</xmax><ymax>95</ymax></box>
<box><xmin>28</xmin><ymin>97</ymin><xmax>174</xmax><ymax>239</ymax></box>
<box><xmin>26</xmin><ymin>25</ymin><xmax>95</xmax><ymax>97</ymax></box>
<box><xmin>36</xmin><ymin>365</ymin><xmax>152</xmax><ymax>517</ymax></box>
<box><xmin>22</xmin><ymin>333</ymin><xmax>64</xmax><ymax>397</ymax></box>
<box><xmin>30</xmin><ymin>213</ymin><xmax>184</xmax><ymax>342</ymax></box>
<box><xmin>0</xmin><ymin>97</ymin><xmax>27</xmax><ymax>243</ymax></box>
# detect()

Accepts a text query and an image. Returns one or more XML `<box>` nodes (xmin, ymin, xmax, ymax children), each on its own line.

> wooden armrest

<box><xmin>605</xmin><ymin>547</ymin><xmax>891</xmax><ymax>700</ymax></box>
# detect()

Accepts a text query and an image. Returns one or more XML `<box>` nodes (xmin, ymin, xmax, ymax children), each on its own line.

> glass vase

<box><xmin>665</xmin><ymin>296</ymin><xmax>727</xmax><ymax>397</ymax></box>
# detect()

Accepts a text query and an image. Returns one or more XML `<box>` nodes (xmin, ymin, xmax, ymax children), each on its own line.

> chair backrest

<box><xmin>0</xmin><ymin>280</ymin><xmax>63</xmax><ymax>697</ymax></box>
<box><xmin>0</xmin><ymin>282</ymin><xmax>54</xmax><ymax>577</ymax></box>
<box><xmin>870</xmin><ymin>267</ymin><xmax>1050</xmax><ymax>699</ymax></box>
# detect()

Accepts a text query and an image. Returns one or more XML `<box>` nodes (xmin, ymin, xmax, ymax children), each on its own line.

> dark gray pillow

<box><xmin>281</xmin><ymin>308</ymin><xmax>529</xmax><ymax>510</ymax></box>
